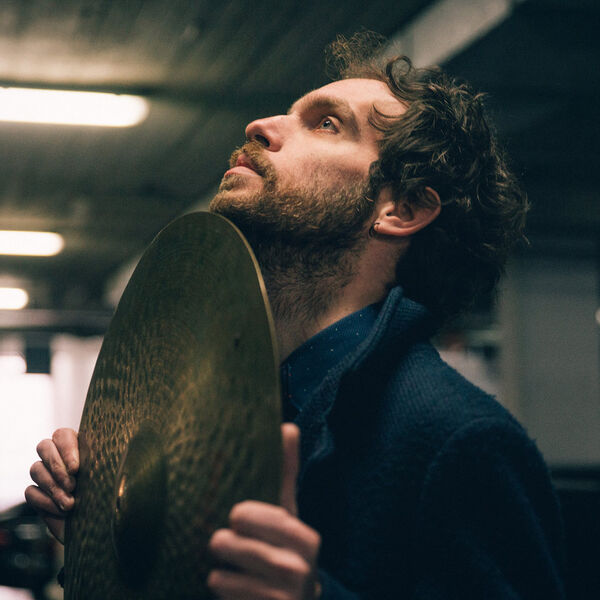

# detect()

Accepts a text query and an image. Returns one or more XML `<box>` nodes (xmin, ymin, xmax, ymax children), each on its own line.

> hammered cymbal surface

<box><xmin>64</xmin><ymin>212</ymin><xmax>281</xmax><ymax>600</ymax></box>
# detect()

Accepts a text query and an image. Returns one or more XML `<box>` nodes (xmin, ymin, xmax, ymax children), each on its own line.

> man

<box><xmin>26</xmin><ymin>36</ymin><xmax>565</xmax><ymax>599</ymax></box>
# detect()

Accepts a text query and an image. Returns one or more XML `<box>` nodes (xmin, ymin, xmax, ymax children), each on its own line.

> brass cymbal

<box><xmin>64</xmin><ymin>212</ymin><xmax>282</xmax><ymax>599</ymax></box>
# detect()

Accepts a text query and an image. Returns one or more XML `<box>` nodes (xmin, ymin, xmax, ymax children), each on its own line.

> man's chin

<box><xmin>209</xmin><ymin>185</ymin><xmax>259</xmax><ymax>220</ymax></box>
<box><xmin>218</xmin><ymin>173</ymin><xmax>263</xmax><ymax>193</ymax></box>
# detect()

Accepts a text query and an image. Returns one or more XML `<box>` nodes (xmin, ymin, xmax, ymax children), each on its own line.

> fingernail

<box><xmin>59</xmin><ymin>495</ymin><xmax>73</xmax><ymax>511</ymax></box>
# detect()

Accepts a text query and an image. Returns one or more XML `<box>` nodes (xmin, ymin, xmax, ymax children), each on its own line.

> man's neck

<box><xmin>266</xmin><ymin>237</ymin><xmax>403</xmax><ymax>362</ymax></box>
<box><xmin>274</xmin><ymin>291</ymin><xmax>380</xmax><ymax>362</ymax></box>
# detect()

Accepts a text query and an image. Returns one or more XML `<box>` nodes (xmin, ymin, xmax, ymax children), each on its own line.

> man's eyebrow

<box><xmin>287</xmin><ymin>95</ymin><xmax>360</xmax><ymax>138</ymax></box>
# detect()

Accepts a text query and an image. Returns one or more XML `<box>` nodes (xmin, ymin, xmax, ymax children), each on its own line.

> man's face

<box><xmin>210</xmin><ymin>78</ymin><xmax>404</xmax><ymax>246</ymax></box>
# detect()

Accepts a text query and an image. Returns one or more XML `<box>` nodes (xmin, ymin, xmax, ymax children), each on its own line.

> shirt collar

<box><xmin>280</xmin><ymin>303</ymin><xmax>380</xmax><ymax>413</ymax></box>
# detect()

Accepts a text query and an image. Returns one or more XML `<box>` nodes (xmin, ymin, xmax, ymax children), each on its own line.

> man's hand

<box><xmin>24</xmin><ymin>428</ymin><xmax>79</xmax><ymax>543</ymax></box>
<box><xmin>208</xmin><ymin>423</ymin><xmax>321</xmax><ymax>600</ymax></box>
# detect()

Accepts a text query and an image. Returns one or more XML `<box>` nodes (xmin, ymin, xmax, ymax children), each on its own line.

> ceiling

<box><xmin>0</xmin><ymin>0</ymin><xmax>597</xmax><ymax>335</ymax></box>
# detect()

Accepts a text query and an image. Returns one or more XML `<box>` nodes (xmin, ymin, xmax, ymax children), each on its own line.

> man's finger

<box><xmin>229</xmin><ymin>501</ymin><xmax>320</xmax><ymax>564</ymax></box>
<box><xmin>24</xmin><ymin>487</ymin><xmax>66</xmax><ymax>544</ymax></box>
<box><xmin>209</xmin><ymin>528</ymin><xmax>310</xmax><ymax>588</ymax></box>
<box><xmin>280</xmin><ymin>423</ymin><xmax>300</xmax><ymax>516</ymax></box>
<box><xmin>36</xmin><ymin>439</ymin><xmax>74</xmax><ymax>492</ymax></box>
<box><xmin>52</xmin><ymin>428</ymin><xmax>79</xmax><ymax>475</ymax></box>
<box><xmin>24</xmin><ymin>485</ymin><xmax>65</xmax><ymax>517</ymax></box>
<box><xmin>29</xmin><ymin>463</ymin><xmax>75</xmax><ymax>511</ymax></box>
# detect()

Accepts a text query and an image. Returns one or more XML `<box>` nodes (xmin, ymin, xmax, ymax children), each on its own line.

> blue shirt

<box><xmin>280</xmin><ymin>303</ymin><xmax>380</xmax><ymax>419</ymax></box>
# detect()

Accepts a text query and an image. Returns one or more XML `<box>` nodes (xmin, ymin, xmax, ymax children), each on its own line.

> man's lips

<box><xmin>224</xmin><ymin>153</ymin><xmax>261</xmax><ymax>177</ymax></box>
<box><xmin>236</xmin><ymin>154</ymin><xmax>258</xmax><ymax>171</ymax></box>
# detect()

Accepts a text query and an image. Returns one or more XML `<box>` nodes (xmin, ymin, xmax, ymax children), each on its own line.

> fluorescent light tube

<box><xmin>0</xmin><ymin>288</ymin><xmax>28</xmax><ymax>310</ymax></box>
<box><xmin>0</xmin><ymin>88</ymin><xmax>149</xmax><ymax>127</ymax></box>
<box><xmin>0</xmin><ymin>231</ymin><xmax>64</xmax><ymax>256</ymax></box>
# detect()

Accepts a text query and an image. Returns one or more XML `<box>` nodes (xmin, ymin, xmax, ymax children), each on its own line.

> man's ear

<box><xmin>372</xmin><ymin>187</ymin><xmax>441</xmax><ymax>237</ymax></box>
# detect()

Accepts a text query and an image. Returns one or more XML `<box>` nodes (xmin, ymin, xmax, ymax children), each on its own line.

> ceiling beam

<box><xmin>0</xmin><ymin>308</ymin><xmax>112</xmax><ymax>335</ymax></box>
<box><xmin>383</xmin><ymin>0</ymin><xmax>522</xmax><ymax>66</ymax></box>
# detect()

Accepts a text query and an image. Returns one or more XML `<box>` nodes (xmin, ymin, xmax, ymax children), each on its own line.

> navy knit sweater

<box><xmin>282</xmin><ymin>287</ymin><xmax>565</xmax><ymax>599</ymax></box>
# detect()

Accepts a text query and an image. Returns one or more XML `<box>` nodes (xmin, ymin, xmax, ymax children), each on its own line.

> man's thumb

<box><xmin>280</xmin><ymin>423</ymin><xmax>300</xmax><ymax>515</ymax></box>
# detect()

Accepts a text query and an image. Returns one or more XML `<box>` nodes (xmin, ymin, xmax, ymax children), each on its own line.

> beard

<box><xmin>209</xmin><ymin>141</ymin><xmax>375</xmax><ymax>324</ymax></box>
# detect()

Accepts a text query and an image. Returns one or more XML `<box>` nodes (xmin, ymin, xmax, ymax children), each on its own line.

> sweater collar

<box><xmin>292</xmin><ymin>286</ymin><xmax>436</xmax><ymax>480</ymax></box>
<box><xmin>280</xmin><ymin>303</ymin><xmax>380</xmax><ymax>415</ymax></box>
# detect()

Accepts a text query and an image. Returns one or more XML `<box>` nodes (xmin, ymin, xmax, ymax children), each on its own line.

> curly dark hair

<box><xmin>328</xmin><ymin>33</ymin><xmax>528</xmax><ymax>323</ymax></box>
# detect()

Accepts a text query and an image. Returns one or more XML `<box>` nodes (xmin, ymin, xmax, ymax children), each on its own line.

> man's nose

<box><xmin>245</xmin><ymin>115</ymin><xmax>285</xmax><ymax>151</ymax></box>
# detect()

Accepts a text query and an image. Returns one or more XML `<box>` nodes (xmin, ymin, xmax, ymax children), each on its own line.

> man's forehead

<box><xmin>289</xmin><ymin>78</ymin><xmax>402</xmax><ymax>117</ymax></box>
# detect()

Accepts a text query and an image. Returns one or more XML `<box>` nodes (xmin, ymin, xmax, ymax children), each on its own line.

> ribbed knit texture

<box><xmin>289</xmin><ymin>287</ymin><xmax>565</xmax><ymax>599</ymax></box>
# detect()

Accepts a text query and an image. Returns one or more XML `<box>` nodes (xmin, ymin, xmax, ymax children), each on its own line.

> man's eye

<box><xmin>317</xmin><ymin>117</ymin><xmax>338</xmax><ymax>132</ymax></box>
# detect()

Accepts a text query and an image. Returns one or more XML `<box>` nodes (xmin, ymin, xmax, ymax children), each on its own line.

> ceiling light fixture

<box><xmin>0</xmin><ymin>288</ymin><xmax>28</xmax><ymax>310</ymax></box>
<box><xmin>0</xmin><ymin>87</ymin><xmax>149</xmax><ymax>127</ymax></box>
<box><xmin>0</xmin><ymin>230</ymin><xmax>64</xmax><ymax>256</ymax></box>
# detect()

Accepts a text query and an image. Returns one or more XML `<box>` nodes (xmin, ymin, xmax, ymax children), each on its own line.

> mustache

<box><xmin>228</xmin><ymin>141</ymin><xmax>275</xmax><ymax>180</ymax></box>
